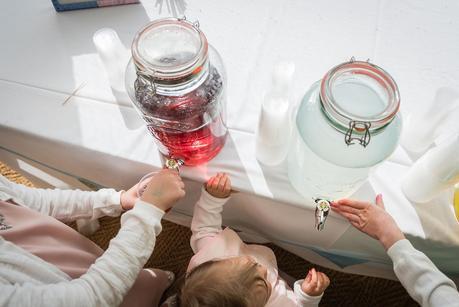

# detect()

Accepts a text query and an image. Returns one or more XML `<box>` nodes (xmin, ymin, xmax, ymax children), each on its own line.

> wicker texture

<box><xmin>0</xmin><ymin>162</ymin><xmax>418</xmax><ymax>306</ymax></box>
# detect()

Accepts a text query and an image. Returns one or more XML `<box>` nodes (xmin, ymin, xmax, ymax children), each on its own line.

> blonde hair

<box><xmin>178</xmin><ymin>259</ymin><xmax>269</xmax><ymax>307</ymax></box>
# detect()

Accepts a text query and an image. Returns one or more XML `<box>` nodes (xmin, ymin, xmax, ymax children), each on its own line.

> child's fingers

<box><xmin>206</xmin><ymin>175</ymin><xmax>215</xmax><ymax>185</ymax></box>
<box><xmin>318</xmin><ymin>273</ymin><xmax>329</xmax><ymax>291</ymax></box>
<box><xmin>141</xmin><ymin>176</ymin><xmax>153</xmax><ymax>185</ymax></box>
<box><xmin>207</xmin><ymin>176</ymin><xmax>218</xmax><ymax>190</ymax></box>
<box><xmin>224</xmin><ymin>178</ymin><xmax>231</xmax><ymax>194</ymax></box>
<box><xmin>213</xmin><ymin>175</ymin><xmax>222</xmax><ymax>189</ymax></box>
<box><xmin>309</xmin><ymin>268</ymin><xmax>318</xmax><ymax>287</ymax></box>
<box><xmin>218</xmin><ymin>176</ymin><xmax>227</xmax><ymax>192</ymax></box>
<box><xmin>301</xmin><ymin>270</ymin><xmax>313</xmax><ymax>294</ymax></box>
<box><xmin>315</xmin><ymin>269</ymin><xmax>323</xmax><ymax>292</ymax></box>
<box><xmin>305</xmin><ymin>269</ymin><xmax>312</xmax><ymax>282</ymax></box>
<box><xmin>214</xmin><ymin>173</ymin><xmax>223</xmax><ymax>188</ymax></box>
<box><xmin>205</xmin><ymin>177</ymin><xmax>213</xmax><ymax>189</ymax></box>
<box><xmin>320</xmin><ymin>272</ymin><xmax>330</xmax><ymax>288</ymax></box>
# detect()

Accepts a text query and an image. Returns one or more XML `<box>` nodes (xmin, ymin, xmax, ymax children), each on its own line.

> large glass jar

<box><xmin>288</xmin><ymin>59</ymin><xmax>402</xmax><ymax>199</ymax></box>
<box><xmin>125</xmin><ymin>18</ymin><xmax>227</xmax><ymax>166</ymax></box>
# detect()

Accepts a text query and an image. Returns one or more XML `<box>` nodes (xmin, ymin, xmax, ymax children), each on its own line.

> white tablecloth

<box><xmin>1</xmin><ymin>0</ymin><xmax>458</xmax><ymax>280</ymax></box>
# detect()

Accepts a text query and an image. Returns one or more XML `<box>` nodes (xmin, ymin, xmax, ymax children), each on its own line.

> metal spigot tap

<box><xmin>165</xmin><ymin>158</ymin><xmax>184</xmax><ymax>171</ymax></box>
<box><xmin>314</xmin><ymin>198</ymin><xmax>331</xmax><ymax>231</ymax></box>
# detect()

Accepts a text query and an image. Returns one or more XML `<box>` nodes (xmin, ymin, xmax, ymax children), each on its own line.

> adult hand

<box><xmin>140</xmin><ymin>169</ymin><xmax>185</xmax><ymax>212</ymax></box>
<box><xmin>331</xmin><ymin>194</ymin><xmax>405</xmax><ymax>250</ymax></box>
<box><xmin>301</xmin><ymin>268</ymin><xmax>330</xmax><ymax>297</ymax></box>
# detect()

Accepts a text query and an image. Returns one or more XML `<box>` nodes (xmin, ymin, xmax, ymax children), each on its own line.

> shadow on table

<box><xmin>53</xmin><ymin>4</ymin><xmax>154</xmax><ymax>132</ymax></box>
<box><xmin>257</xmin><ymin>159</ymin><xmax>379</xmax><ymax>210</ymax></box>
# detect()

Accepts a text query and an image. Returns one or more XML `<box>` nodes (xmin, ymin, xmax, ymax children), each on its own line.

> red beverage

<box><xmin>139</xmin><ymin>66</ymin><xmax>227</xmax><ymax>165</ymax></box>
<box><xmin>148</xmin><ymin>116</ymin><xmax>227</xmax><ymax>165</ymax></box>
<box><xmin>127</xmin><ymin>18</ymin><xmax>228</xmax><ymax>165</ymax></box>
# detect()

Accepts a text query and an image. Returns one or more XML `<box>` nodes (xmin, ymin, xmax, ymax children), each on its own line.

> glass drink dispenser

<box><xmin>288</xmin><ymin>59</ymin><xmax>402</xmax><ymax>199</ymax></box>
<box><xmin>125</xmin><ymin>18</ymin><xmax>227</xmax><ymax>166</ymax></box>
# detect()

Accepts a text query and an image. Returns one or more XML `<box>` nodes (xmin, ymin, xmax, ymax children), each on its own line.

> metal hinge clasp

<box><xmin>345</xmin><ymin>120</ymin><xmax>371</xmax><ymax>147</ymax></box>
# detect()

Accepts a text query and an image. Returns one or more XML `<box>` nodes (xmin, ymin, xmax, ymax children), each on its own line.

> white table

<box><xmin>1</xmin><ymin>0</ymin><xmax>458</xmax><ymax>281</ymax></box>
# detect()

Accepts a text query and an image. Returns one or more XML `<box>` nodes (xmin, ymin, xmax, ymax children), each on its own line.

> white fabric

<box><xmin>387</xmin><ymin>239</ymin><xmax>459</xmax><ymax>307</ymax></box>
<box><xmin>189</xmin><ymin>188</ymin><xmax>323</xmax><ymax>306</ymax></box>
<box><xmin>0</xmin><ymin>175</ymin><xmax>165</xmax><ymax>307</ymax></box>
<box><xmin>0</xmin><ymin>0</ymin><xmax>459</xmax><ymax>279</ymax></box>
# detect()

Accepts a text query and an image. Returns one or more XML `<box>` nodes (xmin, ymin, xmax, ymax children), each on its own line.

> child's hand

<box><xmin>205</xmin><ymin>173</ymin><xmax>231</xmax><ymax>198</ymax></box>
<box><xmin>141</xmin><ymin>169</ymin><xmax>185</xmax><ymax>212</ymax></box>
<box><xmin>301</xmin><ymin>268</ymin><xmax>330</xmax><ymax>297</ymax></box>
<box><xmin>120</xmin><ymin>181</ymin><xmax>144</xmax><ymax>210</ymax></box>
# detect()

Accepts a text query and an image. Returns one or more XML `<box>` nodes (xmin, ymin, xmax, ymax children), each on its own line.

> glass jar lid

<box><xmin>320</xmin><ymin>59</ymin><xmax>400</xmax><ymax>146</ymax></box>
<box><xmin>131</xmin><ymin>18</ymin><xmax>208</xmax><ymax>81</ymax></box>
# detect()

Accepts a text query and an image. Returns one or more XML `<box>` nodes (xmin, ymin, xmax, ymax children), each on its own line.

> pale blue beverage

<box><xmin>288</xmin><ymin>63</ymin><xmax>401</xmax><ymax>200</ymax></box>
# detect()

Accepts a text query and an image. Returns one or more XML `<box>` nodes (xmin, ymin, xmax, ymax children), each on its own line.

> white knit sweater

<box><xmin>0</xmin><ymin>175</ymin><xmax>165</xmax><ymax>307</ymax></box>
<box><xmin>387</xmin><ymin>239</ymin><xmax>459</xmax><ymax>306</ymax></box>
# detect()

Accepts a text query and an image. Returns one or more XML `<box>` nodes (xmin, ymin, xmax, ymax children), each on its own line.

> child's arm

<box><xmin>387</xmin><ymin>239</ymin><xmax>459</xmax><ymax>306</ymax></box>
<box><xmin>0</xmin><ymin>175</ymin><xmax>122</xmax><ymax>222</ymax></box>
<box><xmin>0</xmin><ymin>170</ymin><xmax>185</xmax><ymax>307</ymax></box>
<box><xmin>292</xmin><ymin>268</ymin><xmax>329</xmax><ymax>306</ymax></box>
<box><xmin>190</xmin><ymin>173</ymin><xmax>231</xmax><ymax>253</ymax></box>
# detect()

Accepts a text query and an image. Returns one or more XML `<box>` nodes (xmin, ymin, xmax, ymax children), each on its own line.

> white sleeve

<box><xmin>293</xmin><ymin>280</ymin><xmax>323</xmax><ymax>306</ymax></box>
<box><xmin>387</xmin><ymin>239</ymin><xmax>459</xmax><ymax>307</ymax></box>
<box><xmin>190</xmin><ymin>187</ymin><xmax>229</xmax><ymax>253</ymax></box>
<box><xmin>0</xmin><ymin>201</ymin><xmax>164</xmax><ymax>307</ymax></box>
<box><xmin>0</xmin><ymin>175</ymin><xmax>122</xmax><ymax>221</ymax></box>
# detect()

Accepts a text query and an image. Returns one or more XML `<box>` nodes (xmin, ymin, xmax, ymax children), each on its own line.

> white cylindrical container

<box><xmin>256</xmin><ymin>61</ymin><xmax>295</xmax><ymax>166</ymax></box>
<box><xmin>402</xmin><ymin>136</ymin><xmax>459</xmax><ymax>203</ymax></box>
<box><xmin>401</xmin><ymin>87</ymin><xmax>459</xmax><ymax>154</ymax></box>
<box><xmin>93</xmin><ymin>28</ymin><xmax>130</xmax><ymax>93</ymax></box>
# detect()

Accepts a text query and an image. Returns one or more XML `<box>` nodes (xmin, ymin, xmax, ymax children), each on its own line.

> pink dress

<box><xmin>0</xmin><ymin>199</ymin><xmax>168</xmax><ymax>307</ymax></box>
<box><xmin>187</xmin><ymin>189</ymin><xmax>323</xmax><ymax>306</ymax></box>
